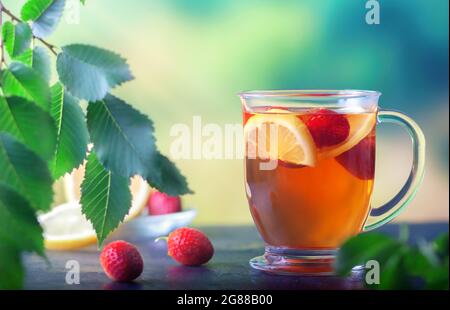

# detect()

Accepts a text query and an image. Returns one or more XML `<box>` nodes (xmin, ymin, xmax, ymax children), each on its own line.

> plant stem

<box><xmin>1</xmin><ymin>4</ymin><xmax>58</xmax><ymax>56</ymax></box>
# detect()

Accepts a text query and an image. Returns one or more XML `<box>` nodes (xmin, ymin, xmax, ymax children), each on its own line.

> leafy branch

<box><xmin>1</xmin><ymin>3</ymin><xmax>58</xmax><ymax>56</ymax></box>
<box><xmin>0</xmin><ymin>0</ymin><xmax>191</xmax><ymax>289</ymax></box>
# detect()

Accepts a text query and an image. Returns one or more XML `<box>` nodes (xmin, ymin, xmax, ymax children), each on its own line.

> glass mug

<box><xmin>240</xmin><ymin>90</ymin><xmax>425</xmax><ymax>275</ymax></box>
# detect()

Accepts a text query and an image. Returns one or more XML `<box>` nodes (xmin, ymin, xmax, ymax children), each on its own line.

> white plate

<box><xmin>122</xmin><ymin>209</ymin><xmax>197</xmax><ymax>237</ymax></box>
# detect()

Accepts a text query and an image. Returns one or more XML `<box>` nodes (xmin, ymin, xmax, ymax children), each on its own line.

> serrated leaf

<box><xmin>57</xmin><ymin>44</ymin><xmax>133</xmax><ymax>101</ymax></box>
<box><xmin>34</xmin><ymin>0</ymin><xmax>66</xmax><ymax>38</ymax></box>
<box><xmin>32</xmin><ymin>47</ymin><xmax>52</xmax><ymax>83</ymax></box>
<box><xmin>13</xmin><ymin>47</ymin><xmax>52</xmax><ymax>83</ymax></box>
<box><xmin>21</xmin><ymin>0</ymin><xmax>65</xmax><ymax>38</ymax></box>
<box><xmin>0</xmin><ymin>183</ymin><xmax>44</xmax><ymax>255</ymax></box>
<box><xmin>13</xmin><ymin>49</ymin><xmax>33</xmax><ymax>66</ymax></box>
<box><xmin>80</xmin><ymin>152</ymin><xmax>131</xmax><ymax>246</ymax></box>
<box><xmin>87</xmin><ymin>94</ymin><xmax>158</xmax><ymax>179</ymax></box>
<box><xmin>49</xmin><ymin>83</ymin><xmax>89</xmax><ymax>179</ymax></box>
<box><xmin>1</xmin><ymin>62</ymin><xmax>51</xmax><ymax>111</ymax></box>
<box><xmin>0</xmin><ymin>134</ymin><xmax>53</xmax><ymax>211</ymax></box>
<box><xmin>0</xmin><ymin>244</ymin><xmax>24</xmax><ymax>290</ymax></box>
<box><xmin>149</xmin><ymin>153</ymin><xmax>193</xmax><ymax>196</ymax></box>
<box><xmin>21</xmin><ymin>0</ymin><xmax>54</xmax><ymax>21</ymax></box>
<box><xmin>0</xmin><ymin>96</ymin><xmax>57</xmax><ymax>160</ymax></box>
<box><xmin>2</xmin><ymin>22</ymin><xmax>33</xmax><ymax>58</ymax></box>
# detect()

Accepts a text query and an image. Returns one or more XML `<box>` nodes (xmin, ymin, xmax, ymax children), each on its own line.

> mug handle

<box><xmin>363</xmin><ymin>110</ymin><xmax>426</xmax><ymax>231</ymax></box>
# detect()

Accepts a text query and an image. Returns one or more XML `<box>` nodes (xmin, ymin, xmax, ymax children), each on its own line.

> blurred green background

<box><xmin>6</xmin><ymin>0</ymin><xmax>448</xmax><ymax>224</ymax></box>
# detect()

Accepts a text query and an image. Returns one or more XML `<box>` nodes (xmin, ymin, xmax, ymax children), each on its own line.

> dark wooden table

<box><xmin>24</xmin><ymin>223</ymin><xmax>448</xmax><ymax>290</ymax></box>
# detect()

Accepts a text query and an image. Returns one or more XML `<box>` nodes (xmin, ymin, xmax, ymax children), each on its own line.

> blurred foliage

<box><xmin>336</xmin><ymin>231</ymin><xmax>449</xmax><ymax>290</ymax></box>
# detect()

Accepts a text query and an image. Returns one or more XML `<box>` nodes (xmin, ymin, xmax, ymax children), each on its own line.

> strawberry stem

<box><xmin>155</xmin><ymin>236</ymin><xmax>168</xmax><ymax>243</ymax></box>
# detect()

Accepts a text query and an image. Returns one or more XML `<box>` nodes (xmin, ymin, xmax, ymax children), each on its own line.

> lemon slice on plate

<box><xmin>40</xmin><ymin>165</ymin><xmax>150</xmax><ymax>250</ymax></box>
<box><xmin>39</xmin><ymin>202</ymin><xmax>97</xmax><ymax>250</ymax></box>
<box><xmin>244</xmin><ymin>109</ymin><xmax>317</xmax><ymax>166</ymax></box>
<box><xmin>317</xmin><ymin>113</ymin><xmax>376</xmax><ymax>160</ymax></box>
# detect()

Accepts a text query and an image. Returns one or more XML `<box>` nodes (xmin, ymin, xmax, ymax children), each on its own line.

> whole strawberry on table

<box><xmin>99</xmin><ymin>191</ymin><xmax>214</xmax><ymax>282</ymax></box>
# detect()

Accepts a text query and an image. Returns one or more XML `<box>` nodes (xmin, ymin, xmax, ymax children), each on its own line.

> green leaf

<box><xmin>33</xmin><ymin>0</ymin><xmax>66</xmax><ymax>38</ymax></box>
<box><xmin>1</xmin><ymin>62</ymin><xmax>51</xmax><ymax>111</ymax></box>
<box><xmin>423</xmin><ymin>258</ymin><xmax>449</xmax><ymax>290</ymax></box>
<box><xmin>334</xmin><ymin>233</ymin><xmax>402</xmax><ymax>276</ymax></box>
<box><xmin>87</xmin><ymin>95</ymin><xmax>192</xmax><ymax>195</ymax></box>
<box><xmin>49</xmin><ymin>83</ymin><xmax>89</xmax><ymax>179</ymax></box>
<box><xmin>21</xmin><ymin>0</ymin><xmax>54</xmax><ymax>21</ymax></box>
<box><xmin>13</xmin><ymin>49</ymin><xmax>33</xmax><ymax>66</ymax></box>
<box><xmin>32</xmin><ymin>47</ymin><xmax>52</xmax><ymax>83</ymax></box>
<box><xmin>375</xmin><ymin>253</ymin><xmax>412</xmax><ymax>290</ymax></box>
<box><xmin>13</xmin><ymin>47</ymin><xmax>52</xmax><ymax>83</ymax></box>
<box><xmin>1</xmin><ymin>22</ymin><xmax>33</xmax><ymax>58</ymax></box>
<box><xmin>149</xmin><ymin>153</ymin><xmax>193</xmax><ymax>196</ymax></box>
<box><xmin>0</xmin><ymin>134</ymin><xmax>53</xmax><ymax>211</ymax></box>
<box><xmin>80</xmin><ymin>152</ymin><xmax>131</xmax><ymax>246</ymax></box>
<box><xmin>87</xmin><ymin>94</ymin><xmax>158</xmax><ymax>179</ymax></box>
<box><xmin>0</xmin><ymin>98</ymin><xmax>20</xmax><ymax>138</ymax></box>
<box><xmin>403</xmin><ymin>249</ymin><xmax>435</xmax><ymax>275</ymax></box>
<box><xmin>433</xmin><ymin>233</ymin><xmax>449</xmax><ymax>259</ymax></box>
<box><xmin>400</xmin><ymin>247</ymin><xmax>448</xmax><ymax>289</ymax></box>
<box><xmin>0</xmin><ymin>183</ymin><xmax>44</xmax><ymax>255</ymax></box>
<box><xmin>21</xmin><ymin>0</ymin><xmax>65</xmax><ymax>38</ymax></box>
<box><xmin>0</xmin><ymin>96</ymin><xmax>57</xmax><ymax>160</ymax></box>
<box><xmin>0</xmin><ymin>244</ymin><xmax>24</xmax><ymax>290</ymax></box>
<box><xmin>57</xmin><ymin>44</ymin><xmax>133</xmax><ymax>101</ymax></box>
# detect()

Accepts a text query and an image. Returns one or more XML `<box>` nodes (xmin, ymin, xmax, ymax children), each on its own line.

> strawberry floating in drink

<box><xmin>306</xmin><ymin>109</ymin><xmax>350</xmax><ymax>148</ymax></box>
<box><xmin>336</xmin><ymin>134</ymin><xmax>376</xmax><ymax>180</ymax></box>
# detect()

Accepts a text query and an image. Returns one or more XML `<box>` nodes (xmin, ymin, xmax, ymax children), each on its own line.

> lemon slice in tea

<box><xmin>244</xmin><ymin>109</ymin><xmax>317</xmax><ymax>167</ymax></box>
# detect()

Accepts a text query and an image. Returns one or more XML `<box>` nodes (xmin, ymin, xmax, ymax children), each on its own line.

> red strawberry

<box><xmin>336</xmin><ymin>134</ymin><xmax>376</xmax><ymax>180</ymax></box>
<box><xmin>306</xmin><ymin>109</ymin><xmax>350</xmax><ymax>148</ymax></box>
<box><xmin>147</xmin><ymin>191</ymin><xmax>182</xmax><ymax>216</ymax></box>
<box><xmin>166</xmin><ymin>228</ymin><xmax>214</xmax><ymax>266</ymax></box>
<box><xmin>100</xmin><ymin>241</ymin><xmax>144</xmax><ymax>282</ymax></box>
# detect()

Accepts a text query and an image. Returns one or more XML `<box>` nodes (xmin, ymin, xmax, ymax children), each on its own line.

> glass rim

<box><xmin>239</xmin><ymin>89</ymin><xmax>382</xmax><ymax>100</ymax></box>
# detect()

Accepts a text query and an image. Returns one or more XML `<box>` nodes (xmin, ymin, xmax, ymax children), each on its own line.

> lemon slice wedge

<box><xmin>39</xmin><ymin>202</ymin><xmax>97</xmax><ymax>251</ymax></box>
<box><xmin>318</xmin><ymin>113</ymin><xmax>376</xmax><ymax>160</ymax></box>
<box><xmin>244</xmin><ymin>109</ymin><xmax>317</xmax><ymax>166</ymax></box>
<box><xmin>40</xmin><ymin>164</ymin><xmax>150</xmax><ymax>250</ymax></box>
